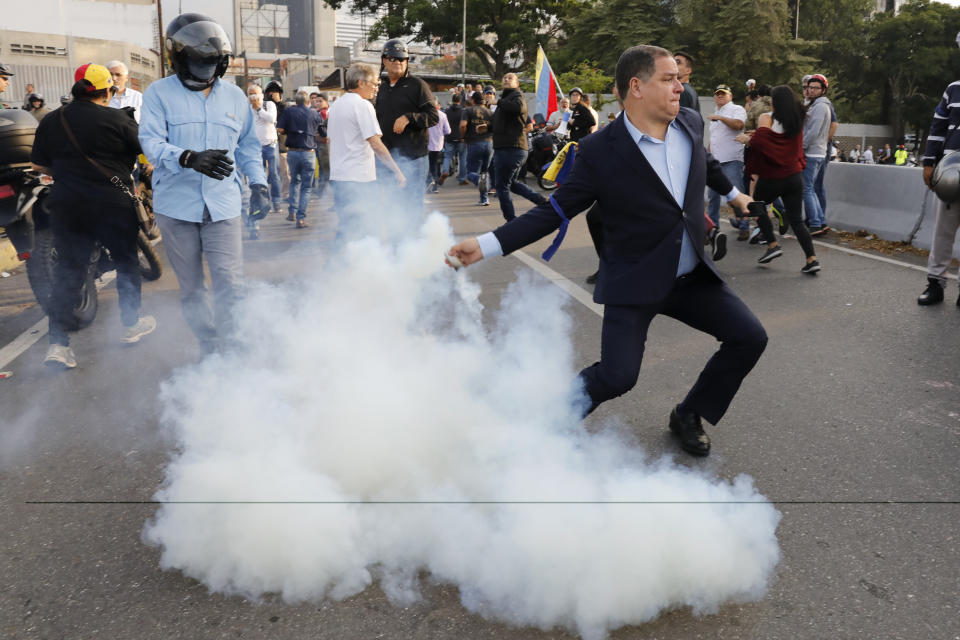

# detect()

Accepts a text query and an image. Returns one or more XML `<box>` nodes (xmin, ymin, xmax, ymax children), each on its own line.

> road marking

<box><xmin>812</xmin><ymin>239</ymin><xmax>958</xmax><ymax>279</ymax></box>
<box><xmin>0</xmin><ymin>270</ymin><xmax>116</xmax><ymax>371</ymax></box>
<box><xmin>511</xmin><ymin>250</ymin><xmax>604</xmax><ymax>318</ymax></box>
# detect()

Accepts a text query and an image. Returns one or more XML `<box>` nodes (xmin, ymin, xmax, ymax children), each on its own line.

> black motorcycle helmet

<box><xmin>381</xmin><ymin>38</ymin><xmax>409</xmax><ymax>60</ymax></box>
<box><xmin>165</xmin><ymin>13</ymin><xmax>232</xmax><ymax>91</ymax></box>
<box><xmin>27</xmin><ymin>93</ymin><xmax>44</xmax><ymax>108</ymax></box>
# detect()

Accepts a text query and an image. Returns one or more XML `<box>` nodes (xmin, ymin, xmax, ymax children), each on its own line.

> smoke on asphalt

<box><xmin>143</xmin><ymin>212</ymin><xmax>781</xmax><ymax>639</ymax></box>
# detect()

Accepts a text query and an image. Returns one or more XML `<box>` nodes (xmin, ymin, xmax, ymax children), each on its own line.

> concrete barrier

<box><xmin>823</xmin><ymin>161</ymin><xmax>960</xmax><ymax>259</ymax></box>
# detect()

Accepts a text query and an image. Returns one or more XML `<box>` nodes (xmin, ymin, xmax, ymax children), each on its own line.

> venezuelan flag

<box><xmin>535</xmin><ymin>45</ymin><xmax>562</xmax><ymax>122</ymax></box>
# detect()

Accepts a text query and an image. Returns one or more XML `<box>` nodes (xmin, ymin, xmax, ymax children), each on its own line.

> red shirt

<box><xmin>745</xmin><ymin>126</ymin><xmax>805</xmax><ymax>179</ymax></box>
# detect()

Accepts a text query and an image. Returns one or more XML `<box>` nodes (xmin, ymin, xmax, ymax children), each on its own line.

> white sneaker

<box><xmin>44</xmin><ymin>344</ymin><xmax>77</xmax><ymax>369</ymax></box>
<box><xmin>122</xmin><ymin>315</ymin><xmax>157</xmax><ymax>344</ymax></box>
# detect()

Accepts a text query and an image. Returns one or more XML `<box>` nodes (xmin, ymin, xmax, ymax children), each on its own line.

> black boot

<box><xmin>918</xmin><ymin>278</ymin><xmax>944</xmax><ymax>306</ymax></box>
<box><xmin>586</xmin><ymin>269</ymin><xmax>599</xmax><ymax>285</ymax></box>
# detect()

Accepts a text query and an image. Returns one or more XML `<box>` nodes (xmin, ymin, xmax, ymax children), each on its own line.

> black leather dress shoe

<box><xmin>585</xmin><ymin>270</ymin><xmax>599</xmax><ymax>285</ymax></box>
<box><xmin>669</xmin><ymin>407</ymin><xmax>711</xmax><ymax>456</ymax></box>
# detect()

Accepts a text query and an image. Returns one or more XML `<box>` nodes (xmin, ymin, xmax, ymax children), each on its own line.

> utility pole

<box><xmin>156</xmin><ymin>0</ymin><xmax>165</xmax><ymax>77</ymax></box>
<box><xmin>461</xmin><ymin>0</ymin><xmax>466</xmax><ymax>82</ymax></box>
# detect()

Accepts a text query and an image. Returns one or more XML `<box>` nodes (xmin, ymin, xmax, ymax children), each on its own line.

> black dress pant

<box><xmin>48</xmin><ymin>191</ymin><xmax>141</xmax><ymax>345</ymax></box>
<box><xmin>579</xmin><ymin>265</ymin><xmax>767</xmax><ymax>425</ymax></box>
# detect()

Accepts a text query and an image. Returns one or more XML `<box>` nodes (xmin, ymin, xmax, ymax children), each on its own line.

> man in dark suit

<box><xmin>447</xmin><ymin>45</ymin><xmax>767</xmax><ymax>457</ymax></box>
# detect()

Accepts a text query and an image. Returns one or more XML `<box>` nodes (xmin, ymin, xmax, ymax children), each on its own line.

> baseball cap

<box><xmin>714</xmin><ymin>84</ymin><xmax>732</xmax><ymax>95</ymax></box>
<box><xmin>483</xmin><ymin>85</ymin><xmax>495</xmax><ymax>94</ymax></box>
<box><xmin>74</xmin><ymin>63</ymin><xmax>113</xmax><ymax>91</ymax></box>
<box><xmin>0</xmin><ymin>63</ymin><xmax>15</xmax><ymax>77</ymax></box>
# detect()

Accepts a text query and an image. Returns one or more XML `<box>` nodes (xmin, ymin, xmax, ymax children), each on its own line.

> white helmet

<box><xmin>931</xmin><ymin>152</ymin><xmax>960</xmax><ymax>202</ymax></box>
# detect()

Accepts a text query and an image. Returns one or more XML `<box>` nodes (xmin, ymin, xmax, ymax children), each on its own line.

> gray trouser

<box><xmin>157</xmin><ymin>211</ymin><xmax>243</xmax><ymax>344</ymax></box>
<box><xmin>927</xmin><ymin>199</ymin><xmax>960</xmax><ymax>283</ymax></box>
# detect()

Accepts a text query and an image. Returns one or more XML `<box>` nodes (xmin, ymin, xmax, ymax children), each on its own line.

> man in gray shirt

<box><xmin>801</xmin><ymin>73</ymin><xmax>833</xmax><ymax>235</ymax></box>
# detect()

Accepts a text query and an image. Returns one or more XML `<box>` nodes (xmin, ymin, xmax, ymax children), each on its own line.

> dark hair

<box><xmin>70</xmin><ymin>80</ymin><xmax>109</xmax><ymax>101</ymax></box>
<box><xmin>615</xmin><ymin>45</ymin><xmax>672</xmax><ymax>101</ymax></box>
<box><xmin>770</xmin><ymin>85</ymin><xmax>804</xmax><ymax>137</ymax></box>
<box><xmin>472</xmin><ymin>92</ymin><xmax>484</xmax><ymax>105</ymax></box>
<box><xmin>757</xmin><ymin>84</ymin><xmax>772</xmax><ymax>97</ymax></box>
<box><xmin>451</xmin><ymin>93</ymin><xmax>461</xmax><ymax>103</ymax></box>
<box><xmin>746</xmin><ymin>90</ymin><xmax>759</xmax><ymax>101</ymax></box>
<box><xmin>674</xmin><ymin>51</ymin><xmax>694</xmax><ymax>66</ymax></box>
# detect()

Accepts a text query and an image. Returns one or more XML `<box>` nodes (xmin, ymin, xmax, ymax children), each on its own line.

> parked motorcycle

<box><xmin>0</xmin><ymin>109</ymin><xmax>162</xmax><ymax>331</ymax></box>
<box><xmin>527</xmin><ymin>130</ymin><xmax>562</xmax><ymax>191</ymax></box>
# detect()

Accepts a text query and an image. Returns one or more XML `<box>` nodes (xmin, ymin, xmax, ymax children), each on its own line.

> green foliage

<box><xmin>557</xmin><ymin>61</ymin><xmax>615</xmax><ymax>108</ymax></box>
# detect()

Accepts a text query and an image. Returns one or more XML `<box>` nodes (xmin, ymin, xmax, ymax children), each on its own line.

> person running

<box><xmin>737</xmin><ymin>85</ymin><xmax>820</xmax><ymax>274</ymax></box>
<box><xmin>459</xmin><ymin>92</ymin><xmax>494</xmax><ymax>206</ymax></box>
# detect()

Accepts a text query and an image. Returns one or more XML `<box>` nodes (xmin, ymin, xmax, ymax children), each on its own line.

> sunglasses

<box><xmin>384</xmin><ymin>56</ymin><xmax>407</xmax><ymax>63</ymax></box>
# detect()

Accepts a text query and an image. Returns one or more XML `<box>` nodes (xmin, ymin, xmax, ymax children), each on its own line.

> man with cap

<box><xmin>106</xmin><ymin>61</ymin><xmax>143</xmax><ymax>123</ymax></box>
<box><xmin>375</xmin><ymin>37</ymin><xmax>438</xmax><ymax>231</ymax></box>
<box><xmin>567</xmin><ymin>87</ymin><xmax>596</xmax><ymax>142</ymax></box>
<box><xmin>140</xmin><ymin>13</ymin><xmax>268</xmax><ymax>353</ymax></box>
<box><xmin>265</xmin><ymin>80</ymin><xmax>289</xmax><ymax>191</ymax></box>
<box><xmin>0</xmin><ymin>64</ymin><xmax>14</xmax><ymax>108</ymax></box>
<box><xmin>705</xmin><ymin>84</ymin><xmax>745</xmax><ymax>254</ymax></box>
<box><xmin>31</xmin><ymin>63</ymin><xmax>156</xmax><ymax>368</ymax></box>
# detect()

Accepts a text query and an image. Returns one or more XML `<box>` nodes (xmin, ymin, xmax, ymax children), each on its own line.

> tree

<box><xmin>864</xmin><ymin>0</ymin><xmax>960</xmax><ymax>139</ymax></box>
<box><xmin>557</xmin><ymin>61</ymin><xmax>615</xmax><ymax>108</ymax></box>
<box><xmin>325</xmin><ymin>0</ymin><xmax>577</xmax><ymax>79</ymax></box>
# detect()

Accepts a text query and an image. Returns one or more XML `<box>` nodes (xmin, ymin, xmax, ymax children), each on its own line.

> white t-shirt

<box><xmin>328</xmin><ymin>91</ymin><xmax>383</xmax><ymax>183</ymax></box>
<box><xmin>252</xmin><ymin>100</ymin><xmax>278</xmax><ymax>145</ymax></box>
<box><xmin>109</xmin><ymin>87</ymin><xmax>143</xmax><ymax>123</ymax></box>
<box><xmin>709</xmin><ymin>101</ymin><xmax>747</xmax><ymax>163</ymax></box>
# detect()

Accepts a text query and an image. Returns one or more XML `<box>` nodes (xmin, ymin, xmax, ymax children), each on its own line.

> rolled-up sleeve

<box><xmin>139</xmin><ymin>84</ymin><xmax>185</xmax><ymax>175</ymax></box>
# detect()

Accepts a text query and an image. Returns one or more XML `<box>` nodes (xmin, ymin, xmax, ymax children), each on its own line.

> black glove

<box><xmin>248</xmin><ymin>183</ymin><xmax>271</xmax><ymax>222</ymax></box>
<box><xmin>179</xmin><ymin>149</ymin><xmax>234</xmax><ymax>180</ymax></box>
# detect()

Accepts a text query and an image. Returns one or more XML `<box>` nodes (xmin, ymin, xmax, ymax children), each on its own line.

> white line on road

<box><xmin>0</xmin><ymin>270</ymin><xmax>116</xmax><ymax>371</ymax></box>
<box><xmin>812</xmin><ymin>239</ymin><xmax>957</xmax><ymax>279</ymax></box>
<box><xmin>511</xmin><ymin>250</ymin><xmax>605</xmax><ymax>318</ymax></box>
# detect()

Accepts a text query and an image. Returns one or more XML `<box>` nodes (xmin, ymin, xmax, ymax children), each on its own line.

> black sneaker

<box><xmin>800</xmin><ymin>260</ymin><xmax>821</xmax><ymax>274</ymax></box>
<box><xmin>809</xmin><ymin>226</ymin><xmax>828</xmax><ymax>236</ymax></box>
<box><xmin>757</xmin><ymin>246</ymin><xmax>783</xmax><ymax>264</ymax></box>
<box><xmin>711</xmin><ymin>231</ymin><xmax>727</xmax><ymax>261</ymax></box>
<box><xmin>918</xmin><ymin>278</ymin><xmax>944</xmax><ymax>305</ymax></box>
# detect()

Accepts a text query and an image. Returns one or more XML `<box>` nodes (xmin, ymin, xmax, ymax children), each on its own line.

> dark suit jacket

<box><xmin>493</xmin><ymin>107</ymin><xmax>734</xmax><ymax>306</ymax></box>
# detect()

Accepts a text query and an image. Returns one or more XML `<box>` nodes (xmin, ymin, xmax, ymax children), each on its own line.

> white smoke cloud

<box><xmin>143</xmin><ymin>212</ymin><xmax>780</xmax><ymax>639</ymax></box>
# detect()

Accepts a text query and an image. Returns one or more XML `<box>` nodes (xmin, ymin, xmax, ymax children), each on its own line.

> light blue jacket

<box><xmin>139</xmin><ymin>76</ymin><xmax>266</xmax><ymax>222</ymax></box>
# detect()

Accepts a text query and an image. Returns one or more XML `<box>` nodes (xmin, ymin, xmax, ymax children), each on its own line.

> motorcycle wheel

<box><xmin>25</xmin><ymin>226</ymin><xmax>99</xmax><ymax>331</ymax></box>
<box><xmin>137</xmin><ymin>230</ymin><xmax>163</xmax><ymax>281</ymax></box>
<box><xmin>137</xmin><ymin>182</ymin><xmax>161</xmax><ymax>240</ymax></box>
<box><xmin>538</xmin><ymin>173</ymin><xmax>559</xmax><ymax>191</ymax></box>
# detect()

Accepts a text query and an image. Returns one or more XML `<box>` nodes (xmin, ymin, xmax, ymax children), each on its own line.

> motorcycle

<box><xmin>527</xmin><ymin>129</ymin><xmax>562</xmax><ymax>191</ymax></box>
<box><xmin>0</xmin><ymin>109</ymin><xmax>162</xmax><ymax>331</ymax></box>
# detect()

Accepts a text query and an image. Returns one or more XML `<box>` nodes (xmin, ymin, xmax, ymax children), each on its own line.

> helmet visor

<box><xmin>170</xmin><ymin>20</ymin><xmax>233</xmax><ymax>59</ymax></box>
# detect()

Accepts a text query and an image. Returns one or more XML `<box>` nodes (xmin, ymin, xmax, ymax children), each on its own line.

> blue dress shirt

<box><xmin>477</xmin><ymin>114</ymin><xmax>739</xmax><ymax>273</ymax></box>
<box><xmin>277</xmin><ymin>104</ymin><xmax>323</xmax><ymax>150</ymax></box>
<box><xmin>139</xmin><ymin>76</ymin><xmax>267</xmax><ymax>222</ymax></box>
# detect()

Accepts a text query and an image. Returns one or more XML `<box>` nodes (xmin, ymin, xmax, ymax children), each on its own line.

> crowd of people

<box><xmin>1</xmin><ymin>20</ymin><xmax>958</xmax><ymax>455</ymax></box>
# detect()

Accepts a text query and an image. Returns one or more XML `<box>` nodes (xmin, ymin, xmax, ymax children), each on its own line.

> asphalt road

<box><xmin>1</xmin><ymin>179</ymin><xmax>959</xmax><ymax>640</ymax></box>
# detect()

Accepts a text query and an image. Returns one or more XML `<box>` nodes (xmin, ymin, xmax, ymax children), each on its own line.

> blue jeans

<box><xmin>493</xmin><ymin>146</ymin><xmax>547</xmax><ymax>221</ymax></box>
<box><xmin>707</xmin><ymin>160</ymin><xmax>745</xmax><ymax>226</ymax></box>
<box><xmin>442</xmin><ymin>140</ymin><xmax>468</xmax><ymax>182</ymax></box>
<box><xmin>802</xmin><ymin>155</ymin><xmax>826</xmax><ymax>228</ymax></box>
<box><xmin>388</xmin><ymin>151</ymin><xmax>429</xmax><ymax>232</ymax></box>
<box><xmin>286</xmin><ymin>150</ymin><xmax>314</xmax><ymax>219</ymax></box>
<box><xmin>261</xmin><ymin>143</ymin><xmax>282</xmax><ymax>206</ymax></box>
<box><xmin>814</xmin><ymin>154</ymin><xmax>829</xmax><ymax>214</ymax></box>
<box><xmin>465</xmin><ymin>140</ymin><xmax>492</xmax><ymax>204</ymax></box>
<box><xmin>331</xmin><ymin>179</ymin><xmax>381</xmax><ymax>244</ymax></box>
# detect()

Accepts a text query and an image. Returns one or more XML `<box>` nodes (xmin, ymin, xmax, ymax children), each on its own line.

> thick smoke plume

<box><xmin>143</xmin><ymin>213</ymin><xmax>780</xmax><ymax>639</ymax></box>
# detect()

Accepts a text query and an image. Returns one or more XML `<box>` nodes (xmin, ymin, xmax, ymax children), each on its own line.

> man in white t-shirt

<box><xmin>328</xmin><ymin>62</ymin><xmax>406</xmax><ymax>242</ymax></box>
<box><xmin>106</xmin><ymin>61</ymin><xmax>143</xmax><ymax>122</ymax></box>
<box><xmin>247</xmin><ymin>84</ymin><xmax>283</xmax><ymax>212</ymax></box>
<box><xmin>706</xmin><ymin>83</ymin><xmax>747</xmax><ymax>228</ymax></box>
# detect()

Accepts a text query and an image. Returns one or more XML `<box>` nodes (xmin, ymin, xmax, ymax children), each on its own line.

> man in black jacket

<box><xmin>375</xmin><ymin>38</ymin><xmax>438</xmax><ymax>228</ymax></box>
<box><xmin>491</xmin><ymin>72</ymin><xmax>547</xmax><ymax>221</ymax></box>
<box><xmin>447</xmin><ymin>45</ymin><xmax>765</xmax><ymax>457</ymax></box>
